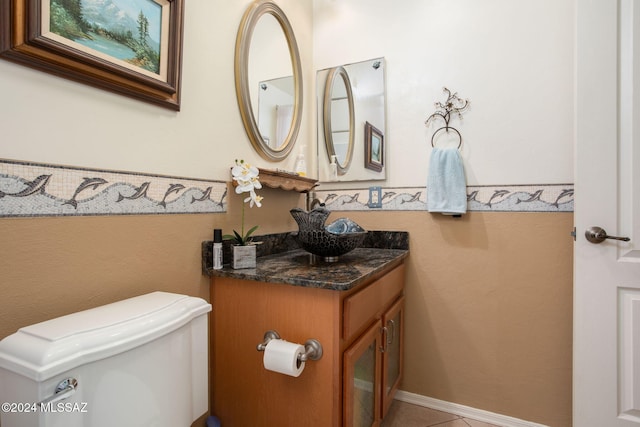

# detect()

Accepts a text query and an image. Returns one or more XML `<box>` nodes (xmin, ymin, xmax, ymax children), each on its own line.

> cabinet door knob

<box><xmin>387</xmin><ymin>319</ymin><xmax>396</xmax><ymax>346</ymax></box>
<box><xmin>380</xmin><ymin>326</ymin><xmax>389</xmax><ymax>353</ymax></box>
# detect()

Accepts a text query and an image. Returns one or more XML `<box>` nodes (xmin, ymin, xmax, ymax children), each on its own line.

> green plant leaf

<box><xmin>245</xmin><ymin>225</ymin><xmax>259</xmax><ymax>240</ymax></box>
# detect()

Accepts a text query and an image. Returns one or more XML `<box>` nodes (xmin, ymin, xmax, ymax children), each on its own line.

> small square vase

<box><xmin>232</xmin><ymin>244</ymin><xmax>256</xmax><ymax>269</ymax></box>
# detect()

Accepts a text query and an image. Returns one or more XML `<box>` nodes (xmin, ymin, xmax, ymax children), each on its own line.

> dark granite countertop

<box><xmin>202</xmin><ymin>231</ymin><xmax>409</xmax><ymax>292</ymax></box>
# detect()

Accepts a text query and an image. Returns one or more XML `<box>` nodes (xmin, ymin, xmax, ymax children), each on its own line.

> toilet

<box><xmin>0</xmin><ymin>291</ymin><xmax>212</xmax><ymax>427</ymax></box>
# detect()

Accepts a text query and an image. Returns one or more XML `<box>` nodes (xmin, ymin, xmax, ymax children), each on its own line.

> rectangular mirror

<box><xmin>317</xmin><ymin>58</ymin><xmax>387</xmax><ymax>182</ymax></box>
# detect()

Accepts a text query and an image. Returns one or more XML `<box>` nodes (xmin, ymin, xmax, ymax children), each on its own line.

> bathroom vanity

<box><xmin>205</xmin><ymin>234</ymin><xmax>408</xmax><ymax>427</ymax></box>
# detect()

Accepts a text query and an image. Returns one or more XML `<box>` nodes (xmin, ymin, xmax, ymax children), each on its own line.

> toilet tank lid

<box><xmin>0</xmin><ymin>291</ymin><xmax>212</xmax><ymax>382</ymax></box>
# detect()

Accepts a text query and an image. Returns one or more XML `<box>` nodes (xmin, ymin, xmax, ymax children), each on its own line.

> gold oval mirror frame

<box><xmin>323</xmin><ymin>66</ymin><xmax>355</xmax><ymax>174</ymax></box>
<box><xmin>235</xmin><ymin>1</ymin><xmax>303</xmax><ymax>161</ymax></box>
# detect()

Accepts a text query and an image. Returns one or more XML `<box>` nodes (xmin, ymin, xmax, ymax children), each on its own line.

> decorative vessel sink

<box><xmin>290</xmin><ymin>207</ymin><xmax>367</xmax><ymax>262</ymax></box>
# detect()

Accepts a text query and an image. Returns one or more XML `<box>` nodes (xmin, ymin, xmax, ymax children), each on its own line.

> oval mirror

<box><xmin>235</xmin><ymin>1</ymin><xmax>303</xmax><ymax>161</ymax></box>
<box><xmin>323</xmin><ymin>66</ymin><xmax>355</xmax><ymax>174</ymax></box>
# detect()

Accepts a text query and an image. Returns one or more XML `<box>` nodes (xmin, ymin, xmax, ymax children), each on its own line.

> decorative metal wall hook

<box><xmin>425</xmin><ymin>87</ymin><xmax>470</xmax><ymax>148</ymax></box>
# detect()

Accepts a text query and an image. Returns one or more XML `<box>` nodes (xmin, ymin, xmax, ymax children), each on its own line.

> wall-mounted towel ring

<box><xmin>431</xmin><ymin>126</ymin><xmax>462</xmax><ymax>149</ymax></box>
<box><xmin>425</xmin><ymin>87</ymin><xmax>469</xmax><ymax>149</ymax></box>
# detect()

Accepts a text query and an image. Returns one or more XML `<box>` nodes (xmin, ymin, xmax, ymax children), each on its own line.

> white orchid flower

<box><xmin>244</xmin><ymin>191</ymin><xmax>263</xmax><ymax>208</ymax></box>
<box><xmin>251</xmin><ymin>176</ymin><xmax>262</xmax><ymax>190</ymax></box>
<box><xmin>226</xmin><ymin>159</ymin><xmax>264</xmax><ymax>246</ymax></box>
<box><xmin>235</xmin><ymin>179</ymin><xmax>254</xmax><ymax>194</ymax></box>
<box><xmin>232</xmin><ymin>160</ymin><xmax>261</xmax><ymax>193</ymax></box>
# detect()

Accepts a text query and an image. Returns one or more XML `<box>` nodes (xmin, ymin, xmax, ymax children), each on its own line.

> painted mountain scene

<box><xmin>50</xmin><ymin>0</ymin><xmax>162</xmax><ymax>74</ymax></box>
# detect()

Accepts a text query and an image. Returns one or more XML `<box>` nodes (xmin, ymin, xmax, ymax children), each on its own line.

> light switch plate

<box><xmin>368</xmin><ymin>186</ymin><xmax>382</xmax><ymax>208</ymax></box>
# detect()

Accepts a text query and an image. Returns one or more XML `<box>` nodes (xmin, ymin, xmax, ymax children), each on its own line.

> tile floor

<box><xmin>381</xmin><ymin>401</ymin><xmax>501</xmax><ymax>427</ymax></box>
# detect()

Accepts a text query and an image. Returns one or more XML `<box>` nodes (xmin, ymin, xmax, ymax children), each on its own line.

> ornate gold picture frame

<box><xmin>0</xmin><ymin>0</ymin><xmax>184</xmax><ymax>110</ymax></box>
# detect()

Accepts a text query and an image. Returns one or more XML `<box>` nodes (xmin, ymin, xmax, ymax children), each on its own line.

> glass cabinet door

<box><xmin>381</xmin><ymin>296</ymin><xmax>404</xmax><ymax>418</ymax></box>
<box><xmin>344</xmin><ymin>321</ymin><xmax>382</xmax><ymax>427</ymax></box>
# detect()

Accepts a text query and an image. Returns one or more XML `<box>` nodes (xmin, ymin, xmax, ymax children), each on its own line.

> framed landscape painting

<box><xmin>0</xmin><ymin>0</ymin><xmax>184</xmax><ymax>110</ymax></box>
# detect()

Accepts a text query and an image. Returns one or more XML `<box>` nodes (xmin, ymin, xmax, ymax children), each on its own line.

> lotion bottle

<box><xmin>294</xmin><ymin>145</ymin><xmax>307</xmax><ymax>176</ymax></box>
<box><xmin>329</xmin><ymin>155</ymin><xmax>338</xmax><ymax>181</ymax></box>
<box><xmin>213</xmin><ymin>229</ymin><xmax>223</xmax><ymax>270</ymax></box>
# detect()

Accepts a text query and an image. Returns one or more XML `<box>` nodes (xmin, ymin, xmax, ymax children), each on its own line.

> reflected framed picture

<box><xmin>364</xmin><ymin>121</ymin><xmax>384</xmax><ymax>172</ymax></box>
<box><xmin>0</xmin><ymin>0</ymin><xmax>184</xmax><ymax>110</ymax></box>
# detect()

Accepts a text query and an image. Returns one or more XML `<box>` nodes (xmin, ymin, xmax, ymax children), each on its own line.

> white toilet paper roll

<box><xmin>263</xmin><ymin>339</ymin><xmax>305</xmax><ymax>377</ymax></box>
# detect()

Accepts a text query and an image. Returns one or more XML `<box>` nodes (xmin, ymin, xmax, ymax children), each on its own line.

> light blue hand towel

<box><xmin>427</xmin><ymin>147</ymin><xmax>467</xmax><ymax>215</ymax></box>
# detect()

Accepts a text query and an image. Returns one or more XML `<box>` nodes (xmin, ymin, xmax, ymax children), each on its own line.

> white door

<box><xmin>575</xmin><ymin>0</ymin><xmax>640</xmax><ymax>426</ymax></box>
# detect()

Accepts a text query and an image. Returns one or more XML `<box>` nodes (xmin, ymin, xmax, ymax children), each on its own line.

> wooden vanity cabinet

<box><xmin>210</xmin><ymin>262</ymin><xmax>405</xmax><ymax>427</ymax></box>
<box><xmin>344</xmin><ymin>319</ymin><xmax>382</xmax><ymax>426</ymax></box>
<box><xmin>343</xmin><ymin>291</ymin><xmax>405</xmax><ymax>427</ymax></box>
<box><xmin>381</xmin><ymin>296</ymin><xmax>404</xmax><ymax>418</ymax></box>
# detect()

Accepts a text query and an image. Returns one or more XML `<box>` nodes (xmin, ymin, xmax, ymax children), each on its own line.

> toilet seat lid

<box><xmin>0</xmin><ymin>291</ymin><xmax>211</xmax><ymax>381</ymax></box>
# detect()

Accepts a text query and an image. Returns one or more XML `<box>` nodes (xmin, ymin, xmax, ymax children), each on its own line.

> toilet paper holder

<box><xmin>256</xmin><ymin>330</ymin><xmax>323</xmax><ymax>362</ymax></box>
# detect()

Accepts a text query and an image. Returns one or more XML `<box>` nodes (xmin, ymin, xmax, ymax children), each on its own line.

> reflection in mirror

<box><xmin>317</xmin><ymin>58</ymin><xmax>386</xmax><ymax>182</ymax></box>
<box><xmin>323</xmin><ymin>66</ymin><xmax>355</xmax><ymax>175</ymax></box>
<box><xmin>235</xmin><ymin>1</ymin><xmax>302</xmax><ymax>161</ymax></box>
<box><xmin>258</xmin><ymin>76</ymin><xmax>295</xmax><ymax>149</ymax></box>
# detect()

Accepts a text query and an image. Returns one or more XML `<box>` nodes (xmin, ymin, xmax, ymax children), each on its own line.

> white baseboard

<box><xmin>394</xmin><ymin>390</ymin><xmax>550</xmax><ymax>427</ymax></box>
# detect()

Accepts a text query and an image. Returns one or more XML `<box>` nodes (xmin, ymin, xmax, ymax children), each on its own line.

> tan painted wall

<box><xmin>345</xmin><ymin>210</ymin><xmax>573</xmax><ymax>427</ymax></box>
<box><xmin>1</xmin><ymin>205</ymin><xmax>572</xmax><ymax>427</ymax></box>
<box><xmin>0</xmin><ymin>187</ymin><xmax>302</xmax><ymax>339</ymax></box>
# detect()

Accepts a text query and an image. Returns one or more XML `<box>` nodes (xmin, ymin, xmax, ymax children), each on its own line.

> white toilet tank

<box><xmin>0</xmin><ymin>291</ymin><xmax>212</xmax><ymax>427</ymax></box>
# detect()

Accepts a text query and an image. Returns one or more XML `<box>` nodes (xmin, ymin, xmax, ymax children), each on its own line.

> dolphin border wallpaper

<box><xmin>0</xmin><ymin>159</ymin><xmax>572</xmax><ymax>217</ymax></box>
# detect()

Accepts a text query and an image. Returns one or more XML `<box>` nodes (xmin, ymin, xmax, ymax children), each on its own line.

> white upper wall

<box><xmin>313</xmin><ymin>0</ymin><xmax>575</xmax><ymax>186</ymax></box>
<box><xmin>0</xmin><ymin>0</ymin><xmax>573</xmax><ymax>187</ymax></box>
<box><xmin>0</xmin><ymin>0</ymin><xmax>314</xmax><ymax>181</ymax></box>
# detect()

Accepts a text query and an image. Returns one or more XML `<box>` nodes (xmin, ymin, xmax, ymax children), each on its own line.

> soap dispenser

<box><xmin>294</xmin><ymin>145</ymin><xmax>307</xmax><ymax>177</ymax></box>
<box><xmin>329</xmin><ymin>155</ymin><xmax>338</xmax><ymax>181</ymax></box>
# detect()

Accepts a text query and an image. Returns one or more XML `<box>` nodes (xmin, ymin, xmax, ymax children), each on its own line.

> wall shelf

<box><xmin>231</xmin><ymin>167</ymin><xmax>317</xmax><ymax>193</ymax></box>
<box><xmin>257</xmin><ymin>168</ymin><xmax>318</xmax><ymax>193</ymax></box>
